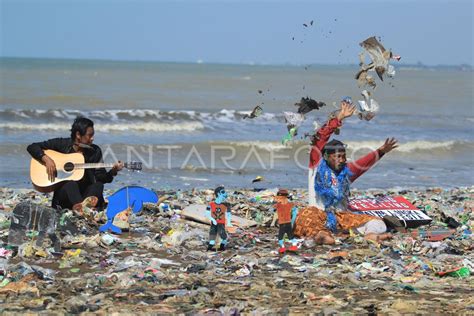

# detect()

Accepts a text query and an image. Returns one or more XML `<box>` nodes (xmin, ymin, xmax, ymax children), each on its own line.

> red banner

<box><xmin>349</xmin><ymin>196</ymin><xmax>418</xmax><ymax>211</ymax></box>
<box><xmin>349</xmin><ymin>196</ymin><xmax>432</xmax><ymax>225</ymax></box>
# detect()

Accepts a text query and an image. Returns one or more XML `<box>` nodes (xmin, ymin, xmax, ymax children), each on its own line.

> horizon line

<box><xmin>0</xmin><ymin>56</ymin><xmax>472</xmax><ymax>69</ymax></box>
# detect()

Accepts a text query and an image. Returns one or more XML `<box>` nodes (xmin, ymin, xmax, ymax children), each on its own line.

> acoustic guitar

<box><xmin>30</xmin><ymin>150</ymin><xmax>142</xmax><ymax>193</ymax></box>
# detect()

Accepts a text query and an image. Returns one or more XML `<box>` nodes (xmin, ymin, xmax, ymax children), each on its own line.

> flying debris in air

<box><xmin>356</xmin><ymin>90</ymin><xmax>380</xmax><ymax>121</ymax></box>
<box><xmin>282</xmin><ymin>111</ymin><xmax>305</xmax><ymax>145</ymax></box>
<box><xmin>281</xmin><ymin>96</ymin><xmax>327</xmax><ymax>145</ymax></box>
<box><xmin>357</xmin><ymin>70</ymin><xmax>377</xmax><ymax>90</ymax></box>
<box><xmin>294</xmin><ymin>97</ymin><xmax>326</xmax><ymax>115</ymax></box>
<box><xmin>243</xmin><ymin>105</ymin><xmax>263</xmax><ymax>119</ymax></box>
<box><xmin>355</xmin><ymin>36</ymin><xmax>401</xmax><ymax>89</ymax></box>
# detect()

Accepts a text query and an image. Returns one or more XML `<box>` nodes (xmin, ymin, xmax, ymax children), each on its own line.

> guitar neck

<box><xmin>75</xmin><ymin>163</ymin><xmax>115</xmax><ymax>169</ymax></box>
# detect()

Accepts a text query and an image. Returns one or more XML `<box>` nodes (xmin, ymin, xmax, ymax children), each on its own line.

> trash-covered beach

<box><xmin>1</xmin><ymin>186</ymin><xmax>472</xmax><ymax>314</ymax></box>
<box><xmin>1</xmin><ymin>2</ymin><xmax>473</xmax><ymax>314</ymax></box>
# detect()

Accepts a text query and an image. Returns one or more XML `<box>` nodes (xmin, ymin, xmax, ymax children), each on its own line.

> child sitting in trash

<box><xmin>273</xmin><ymin>189</ymin><xmax>299</xmax><ymax>254</ymax></box>
<box><xmin>206</xmin><ymin>186</ymin><xmax>233</xmax><ymax>251</ymax></box>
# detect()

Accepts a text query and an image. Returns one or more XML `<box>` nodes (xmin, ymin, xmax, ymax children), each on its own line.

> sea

<box><xmin>1</xmin><ymin>57</ymin><xmax>473</xmax><ymax>191</ymax></box>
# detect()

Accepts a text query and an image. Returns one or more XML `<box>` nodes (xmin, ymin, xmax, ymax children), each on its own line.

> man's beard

<box><xmin>333</xmin><ymin>162</ymin><xmax>346</xmax><ymax>173</ymax></box>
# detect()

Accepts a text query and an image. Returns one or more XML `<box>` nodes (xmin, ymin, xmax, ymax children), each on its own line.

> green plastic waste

<box><xmin>254</xmin><ymin>211</ymin><xmax>264</xmax><ymax>225</ymax></box>
<box><xmin>281</xmin><ymin>127</ymin><xmax>298</xmax><ymax>145</ymax></box>
<box><xmin>26</xmin><ymin>230</ymin><xmax>39</xmax><ymax>238</ymax></box>
<box><xmin>0</xmin><ymin>278</ymin><xmax>11</xmax><ymax>288</ymax></box>
<box><xmin>446</xmin><ymin>267</ymin><xmax>470</xmax><ymax>278</ymax></box>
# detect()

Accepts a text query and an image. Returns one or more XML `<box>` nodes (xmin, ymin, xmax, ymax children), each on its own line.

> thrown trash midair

<box><xmin>282</xmin><ymin>111</ymin><xmax>305</xmax><ymax>145</ymax></box>
<box><xmin>355</xmin><ymin>36</ymin><xmax>401</xmax><ymax>88</ymax></box>
<box><xmin>356</xmin><ymin>90</ymin><xmax>380</xmax><ymax>121</ymax></box>
<box><xmin>294</xmin><ymin>97</ymin><xmax>326</xmax><ymax>115</ymax></box>
<box><xmin>243</xmin><ymin>105</ymin><xmax>263</xmax><ymax>119</ymax></box>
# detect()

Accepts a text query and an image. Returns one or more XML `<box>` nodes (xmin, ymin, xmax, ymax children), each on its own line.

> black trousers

<box><xmin>52</xmin><ymin>181</ymin><xmax>104</xmax><ymax>210</ymax></box>
<box><xmin>278</xmin><ymin>222</ymin><xmax>294</xmax><ymax>240</ymax></box>
<box><xmin>209</xmin><ymin>223</ymin><xmax>228</xmax><ymax>241</ymax></box>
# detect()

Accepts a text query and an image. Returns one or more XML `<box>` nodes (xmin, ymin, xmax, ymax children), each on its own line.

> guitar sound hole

<box><xmin>64</xmin><ymin>162</ymin><xmax>75</xmax><ymax>172</ymax></box>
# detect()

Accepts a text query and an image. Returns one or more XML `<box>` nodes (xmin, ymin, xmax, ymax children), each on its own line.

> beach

<box><xmin>0</xmin><ymin>185</ymin><xmax>473</xmax><ymax>313</ymax></box>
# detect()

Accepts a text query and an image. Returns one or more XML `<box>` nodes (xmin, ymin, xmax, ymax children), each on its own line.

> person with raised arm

<box><xmin>296</xmin><ymin>97</ymin><xmax>398</xmax><ymax>244</ymax></box>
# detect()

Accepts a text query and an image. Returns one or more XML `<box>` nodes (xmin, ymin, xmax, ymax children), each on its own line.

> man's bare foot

<box><xmin>71</xmin><ymin>196</ymin><xmax>100</xmax><ymax>222</ymax></box>
<box><xmin>72</xmin><ymin>203</ymin><xmax>84</xmax><ymax>216</ymax></box>
<box><xmin>378</xmin><ymin>232</ymin><xmax>393</xmax><ymax>241</ymax></box>
<box><xmin>82</xmin><ymin>196</ymin><xmax>98</xmax><ymax>208</ymax></box>
<box><xmin>315</xmin><ymin>231</ymin><xmax>336</xmax><ymax>245</ymax></box>
<box><xmin>365</xmin><ymin>232</ymin><xmax>393</xmax><ymax>243</ymax></box>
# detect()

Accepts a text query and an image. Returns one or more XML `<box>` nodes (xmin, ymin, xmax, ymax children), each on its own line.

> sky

<box><xmin>1</xmin><ymin>0</ymin><xmax>473</xmax><ymax>66</ymax></box>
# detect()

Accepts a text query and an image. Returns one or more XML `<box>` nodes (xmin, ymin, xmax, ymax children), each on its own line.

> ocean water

<box><xmin>1</xmin><ymin>57</ymin><xmax>473</xmax><ymax>190</ymax></box>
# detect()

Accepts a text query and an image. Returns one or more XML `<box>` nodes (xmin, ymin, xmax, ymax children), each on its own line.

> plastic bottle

<box><xmin>159</xmin><ymin>203</ymin><xmax>169</xmax><ymax>212</ymax></box>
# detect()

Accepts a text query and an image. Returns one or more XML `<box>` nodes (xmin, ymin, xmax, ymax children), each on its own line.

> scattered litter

<box><xmin>0</xmin><ymin>186</ymin><xmax>471</xmax><ymax>313</ymax></box>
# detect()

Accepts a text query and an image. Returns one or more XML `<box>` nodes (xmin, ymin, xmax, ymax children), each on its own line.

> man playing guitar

<box><xmin>27</xmin><ymin>117</ymin><xmax>123</xmax><ymax>215</ymax></box>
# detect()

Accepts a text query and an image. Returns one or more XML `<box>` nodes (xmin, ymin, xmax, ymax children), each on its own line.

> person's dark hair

<box><xmin>214</xmin><ymin>186</ymin><xmax>225</xmax><ymax>196</ymax></box>
<box><xmin>70</xmin><ymin>117</ymin><xmax>94</xmax><ymax>140</ymax></box>
<box><xmin>323</xmin><ymin>139</ymin><xmax>346</xmax><ymax>155</ymax></box>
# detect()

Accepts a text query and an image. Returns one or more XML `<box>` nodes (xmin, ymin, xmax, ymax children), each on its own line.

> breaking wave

<box><xmin>227</xmin><ymin>141</ymin><xmax>290</xmax><ymax>151</ymax></box>
<box><xmin>0</xmin><ymin>108</ymin><xmax>280</xmax><ymax>124</ymax></box>
<box><xmin>0</xmin><ymin>122</ymin><xmax>204</xmax><ymax>133</ymax></box>
<box><xmin>344</xmin><ymin>140</ymin><xmax>471</xmax><ymax>154</ymax></box>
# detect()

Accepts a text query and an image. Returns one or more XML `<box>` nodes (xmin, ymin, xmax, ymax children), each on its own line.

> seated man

<box><xmin>295</xmin><ymin>98</ymin><xmax>398</xmax><ymax>244</ymax></box>
<box><xmin>27</xmin><ymin>117</ymin><xmax>123</xmax><ymax>215</ymax></box>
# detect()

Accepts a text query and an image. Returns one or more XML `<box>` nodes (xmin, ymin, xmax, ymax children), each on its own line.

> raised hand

<box><xmin>379</xmin><ymin>137</ymin><xmax>399</xmax><ymax>154</ymax></box>
<box><xmin>337</xmin><ymin>101</ymin><xmax>356</xmax><ymax>121</ymax></box>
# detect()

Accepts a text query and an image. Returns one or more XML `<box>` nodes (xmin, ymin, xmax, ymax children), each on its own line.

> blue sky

<box><xmin>1</xmin><ymin>0</ymin><xmax>472</xmax><ymax>65</ymax></box>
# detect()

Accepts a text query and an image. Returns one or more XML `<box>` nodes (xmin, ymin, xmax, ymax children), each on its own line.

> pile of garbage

<box><xmin>0</xmin><ymin>186</ymin><xmax>472</xmax><ymax>313</ymax></box>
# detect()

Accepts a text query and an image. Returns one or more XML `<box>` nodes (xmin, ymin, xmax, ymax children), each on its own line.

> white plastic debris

<box><xmin>283</xmin><ymin>112</ymin><xmax>305</xmax><ymax>127</ymax></box>
<box><xmin>387</xmin><ymin>65</ymin><xmax>396</xmax><ymax>77</ymax></box>
<box><xmin>357</xmin><ymin>90</ymin><xmax>380</xmax><ymax>121</ymax></box>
